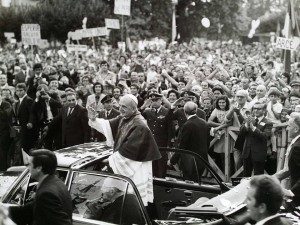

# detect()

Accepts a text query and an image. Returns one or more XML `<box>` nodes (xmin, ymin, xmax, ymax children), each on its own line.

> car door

<box><xmin>68</xmin><ymin>170</ymin><xmax>151</xmax><ymax>225</ymax></box>
<box><xmin>153</xmin><ymin>148</ymin><xmax>230</xmax><ymax>220</ymax></box>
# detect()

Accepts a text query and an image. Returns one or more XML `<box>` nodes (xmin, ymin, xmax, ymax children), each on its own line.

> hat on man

<box><xmin>290</xmin><ymin>80</ymin><xmax>300</xmax><ymax>87</ymax></box>
<box><xmin>101</xmin><ymin>94</ymin><xmax>113</xmax><ymax>104</ymax></box>
<box><xmin>148</xmin><ymin>93</ymin><xmax>163</xmax><ymax>100</ymax></box>
<box><xmin>290</xmin><ymin>90</ymin><xmax>300</xmax><ymax>99</ymax></box>
<box><xmin>268</xmin><ymin>87</ymin><xmax>281</xmax><ymax>97</ymax></box>
<box><xmin>180</xmin><ymin>90</ymin><xmax>197</xmax><ymax>98</ymax></box>
<box><xmin>236</xmin><ymin>90</ymin><xmax>248</xmax><ymax>98</ymax></box>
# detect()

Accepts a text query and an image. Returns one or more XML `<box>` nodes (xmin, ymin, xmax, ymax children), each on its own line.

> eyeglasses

<box><xmin>253</xmin><ymin>107</ymin><xmax>263</xmax><ymax>110</ymax></box>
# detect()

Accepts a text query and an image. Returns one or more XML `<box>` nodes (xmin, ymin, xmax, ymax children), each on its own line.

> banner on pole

<box><xmin>275</xmin><ymin>37</ymin><xmax>300</xmax><ymax>51</ymax></box>
<box><xmin>75</xmin><ymin>27</ymin><xmax>108</xmax><ymax>38</ymax></box>
<box><xmin>67</xmin><ymin>44</ymin><xmax>88</xmax><ymax>52</ymax></box>
<box><xmin>114</xmin><ymin>0</ymin><xmax>131</xmax><ymax>16</ymax></box>
<box><xmin>21</xmin><ymin>24</ymin><xmax>41</xmax><ymax>45</ymax></box>
<box><xmin>105</xmin><ymin>19</ymin><xmax>120</xmax><ymax>29</ymax></box>
<box><xmin>117</xmin><ymin>42</ymin><xmax>126</xmax><ymax>52</ymax></box>
<box><xmin>72</xmin><ymin>30</ymin><xmax>83</xmax><ymax>40</ymax></box>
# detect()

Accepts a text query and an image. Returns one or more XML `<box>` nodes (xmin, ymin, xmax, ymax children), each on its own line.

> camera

<box><xmin>40</xmin><ymin>90</ymin><xmax>46</xmax><ymax>96</ymax></box>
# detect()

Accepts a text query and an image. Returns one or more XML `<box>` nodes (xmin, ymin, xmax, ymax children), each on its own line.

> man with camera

<box><xmin>30</xmin><ymin>84</ymin><xmax>62</xmax><ymax>147</ymax></box>
<box><xmin>27</xmin><ymin>63</ymin><xmax>48</xmax><ymax>99</ymax></box>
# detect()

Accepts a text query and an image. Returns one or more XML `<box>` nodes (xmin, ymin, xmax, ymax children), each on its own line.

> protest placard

<box><xmin>4</xmin><ymin>32</ymin><xmax>14</xmax><ymax>39</ymax></box>
<box><xmin>77</xmin><ymin>27</ymin><xmax>108</xmax><ymax>38</ymax></box>
<box><xmin>66</xmin><ymin>44</ymin><xmax>88</xmax><ymax>52</ymax></box>
<box><xmin>275</xmin><ymin>37</ymin><xmax>300</xmax><ymax>51</ymax></box>
<box><xmin>105</xmin><ymin>19</ymin><xmax>120</xmax><ymax>29</ymax></box>
<box><xmin>39</xmin><ymin>39</ymin><xmax>49</xmax><ymax>49</ymax></box>
<box><xmin>114</xmin><ymin>0</ymin><xmax>131</xmax><ymax>16</ymax></box>
<box><xmin>21</xmin><ymin>24</ymin><xmax>41</xmax><ymax>45</ymax></box>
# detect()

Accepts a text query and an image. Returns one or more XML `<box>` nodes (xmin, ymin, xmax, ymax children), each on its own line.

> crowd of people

<box><xmin>0</xmin><ymin>41</ymin><xmax>300</xmax><ymax>177</ymax></box>
<box><xmin>0</xmin><ymin>39</ymin><xmax>300</xmax><ymax>224</ymax></box>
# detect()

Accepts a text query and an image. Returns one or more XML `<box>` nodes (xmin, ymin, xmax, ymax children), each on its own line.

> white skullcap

<box><xmin>125</xmin><ymin>94</ymin><xmax>138</xmax><ymax>105</ymax></box>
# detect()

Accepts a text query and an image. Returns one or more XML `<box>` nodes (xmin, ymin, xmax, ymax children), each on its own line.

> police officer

<box><xmin>143</xmin><ymin>93</ymin><xmax>174</xmax><ymax>178</ymax></box>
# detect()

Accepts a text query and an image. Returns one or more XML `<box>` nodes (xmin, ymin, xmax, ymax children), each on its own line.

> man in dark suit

<box><xmin>49</xmin><ymin>92</ymin><xmax>90</xmax><ymax>147</ymax></box>
<box><xmin>27</xmin><ymin>63</ymin><xmax>48</xmax><ymax>99</ymax></box>
<box><xmin>95</xmin><ymin>94</ymin><xmax>120</xmax><ymax>142</ymax></box>
<box><xmin>30</xmin><ymin>84</ymin><xmax>62</xmax><ymax>148</ymax></box>
<box><xmin>143</xmin><ymin>93</ymin><xmax>174</xmax><ymax>177</ymax></box>
<box><xmin>0</xmin><ymin>94</ymin><xmax>12</xmax><ymax>170</ymax></box>
<box><xmin>9</xmin><ymin>149</ymin><xmax>72</xmax><ymax>225</ymax></box>
<box><xmin>274</xmin><ymin>112</ymin><xmax>300</xmax><ymax>206</ymax></box>
<box><xmin>169</xmin><ymin>101</ymin><xmax>209</xmax><ymax>181</ymax></box>
<box><xmin>10</xmin><ymin>83</ymin><xmax>38</xmax><ymax>165</ymax></box>
<box><xmin>171</xmin><ymin>90</ymin><xmax>206</xmax><ymax>136</ymax></box>
<box><xmin>240</xmin><ymin>102</ymin><xmax>272</xmax><ymax>177</ymax></box>
<box><xmin>245</xmin><ymin>175</ymin><xmax>292</xmax><ymax>225</ymax></box>
<box><xmin>15</xmin><ymin>58</ymin><xmax>34</xmax><ymax>85</ymax></box>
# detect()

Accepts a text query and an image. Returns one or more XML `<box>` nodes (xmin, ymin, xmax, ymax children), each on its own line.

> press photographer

<box><xmin>30</xmin><ymin>84</ymin><xmax>62</xmax><ymax>147</ymax></box>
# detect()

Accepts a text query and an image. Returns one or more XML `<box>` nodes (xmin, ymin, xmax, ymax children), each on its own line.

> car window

<box><xmin>163</xmin><ymin>150</ymin><xmax>219</xmax><ymax>186</ymax></box>
<box><xmin>55</xmin><ymin>168</ymin><xmax>69</xmax><ymax>183</ymax></box>
<box><xmin>70</xmin><ymin>171</ymin><xmax>147</xmax><ymax>225</ymax></box>
<box><xmin>5</xmin><ymin>173</ymin><xmax>30</xmax><ymax>205</ymax></box>
<box><xmin>0</xmin><ymin>171</ymin><xmax>25</xmax><ymax>201</ymax></box>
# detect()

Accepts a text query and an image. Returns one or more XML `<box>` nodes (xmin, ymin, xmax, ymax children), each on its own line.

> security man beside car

<box><xmin>9</xmin><ymin>149</ymin><xmax>72</xmax><ymax>225</ymax></box>
<box><xmin>94</xmin><ymin>94</ymin><xmax>120</xmax><ymax>142</ymax></box>
<box><xmin>142</xmin><ymin>92</ymin><xmax>175</xmax><ymax>178</ymax></box>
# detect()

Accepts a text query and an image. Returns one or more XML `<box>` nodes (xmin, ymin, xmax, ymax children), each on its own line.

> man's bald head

<box><xmin>119</xmin><ymin>94</ymin><xmax>138</xmax><ymax>118</ymax></box>
<box><xmin>184</xmin><ymin>101</ymin><xmax>197</xmax><ymax>116</ymax></box>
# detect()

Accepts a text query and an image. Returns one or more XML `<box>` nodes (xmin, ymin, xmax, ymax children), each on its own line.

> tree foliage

<box><xmin>0</xmin><ymin>0</ymin><xmax>248</xmax><ymax>45</ymax></box>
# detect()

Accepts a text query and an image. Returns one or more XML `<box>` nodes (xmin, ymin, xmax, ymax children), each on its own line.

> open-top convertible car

<box><xmin>0</xmin><ymin>142</ymin><xmax>245</xmax><ymax>225</ymax></box>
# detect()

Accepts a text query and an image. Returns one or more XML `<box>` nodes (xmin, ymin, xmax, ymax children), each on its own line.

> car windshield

<box><xmin>0</xmin><ymin>171</ymin><xmax>23</xmax><ymax>200</ymax></box>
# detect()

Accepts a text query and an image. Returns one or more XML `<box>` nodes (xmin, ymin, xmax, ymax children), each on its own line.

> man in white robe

<box><xmin>88</xmin><ymin>94</ymin><xmax>161</xmax><ymax>206</ymax></box>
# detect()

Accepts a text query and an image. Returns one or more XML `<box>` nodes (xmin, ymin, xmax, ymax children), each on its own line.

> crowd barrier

<box><xmin>208</xmin><ymin>115</ymin><xmax>290</xmax><ymax>183</ymax></box>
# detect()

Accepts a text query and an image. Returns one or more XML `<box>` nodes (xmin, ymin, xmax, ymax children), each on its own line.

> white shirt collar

<box><xmin>19</xmin><ymin>94</ymin><xmax>27</xmax><ymax>103</ymax></box>
<box><xmin>255</xmin><ymin>214</ymin><xmax>280</xmax><ymax>225</ymax></box>
<box><xmin>187</xmin><ymin>114</ymin><xmax>197</xmax><ymax>120</ymax></box>
<box><xmin>290</xmin><ymin>134</ymin><xmax>300</xmax><ymax>146</ymax></box>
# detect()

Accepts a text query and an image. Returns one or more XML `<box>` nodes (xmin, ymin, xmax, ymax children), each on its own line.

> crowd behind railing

<box><xmin>0</xmin><ymin>40</ymin><xmax>299</xmax><ymax>181</ymax></box>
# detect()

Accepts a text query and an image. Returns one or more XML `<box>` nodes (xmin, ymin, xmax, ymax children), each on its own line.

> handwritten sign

<box><xmin>4</xmin><ymin>32</ymin><xmax>14</xmax><ymax>39</ymax></box>
<box><xmin>114</xmin><ymin>0</ymin><xmax>131</xmax><ymax>16</ymax></box>
<box><xmin>275</xmin><ymin>37</ymin><xmax>300</xmax><ymax>51</ymax></box>
<box><xmin>21</xmin><ymin>24</ymin><xmax>41</xmax><ymax>45</ymax></box>
<box><xmin>105</xmin><ymin>19</ymin><xmax>120</xmax><ymax>29</ymax></box>
<box><xmin>75</xmin><ymin>27</ymin><xmax>108</xmax><ymax>38</ymax></box>
<box><xmin>67</xmin><ymin>44</ymin><xmax>88</xmax><ymax>52</ymax></box>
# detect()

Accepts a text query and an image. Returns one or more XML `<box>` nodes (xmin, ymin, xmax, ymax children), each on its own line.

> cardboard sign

<box><xmin>114</xmin><ymin>0</ymin><xmax>131</xmax><ymax>16</ymax></box>
<box><xmin>77</xmin><ymin>27</ymin><xmax>108</xmax><ymax>38</ymax></box>
<box><xmin>105</xmin><ymin>19</ymin><xmax>120</xmax><ymax>29</ymax></box>
<box><xmin>66</xmin><ymin>44</ymin><xmax>88</xmax><ymax>52</ymax></box>
<box><xmin>10</xmin><ymin>38</ymin><xmax>16</xmax><ymax>44</ymax></box>
<box><xmin>4</xmin><ymin>32</ymin><xmax>14</xmax><ymax>39</ymax></box>
<box><xmin>117</xmin><ymin>42</ymin><xmax>126</xmax><ymax>52</ymax></box>
<box><xmin>276</xmin><ymin>37</ymin><xmax>300</xmax><ymax>51</ymax></box>
<box><xmin>21</xmin><ymin>24</ymin><xmax>41</xmax><ymax>45</ymax></box>
<box><xmin>38</xmin><ymin>39</ymin><xmax>49</xmax><ymax>49</ymax></box>
<box><xmin>72</xmin><ymin>30</ymin><xmax>83</xmax><ymax>40</ymax></box>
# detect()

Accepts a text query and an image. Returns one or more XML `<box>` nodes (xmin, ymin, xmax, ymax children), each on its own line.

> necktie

<box><xmin>16</xmin><ymin>101</ymin><xmax>20</xmax><ymax>115</ymax></box>
<box><xmin>106</xmin><ymin>111</ymin><xmax>109</xmax><ymax>118</ymax></box>
<box><xmin>68</xmin><ymin>108</ymin><xmax>73</xmax><ymax>116</ymax></box>
<box><xmin>254</xmin><ymin>118</ymin><xmax>259</xmax><ymax>126</ymax></box>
